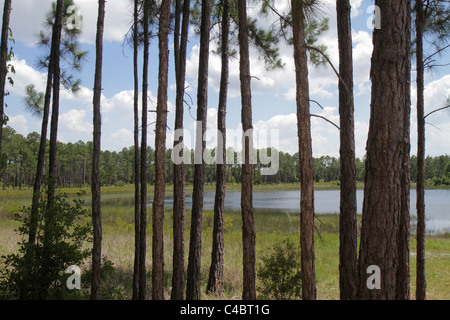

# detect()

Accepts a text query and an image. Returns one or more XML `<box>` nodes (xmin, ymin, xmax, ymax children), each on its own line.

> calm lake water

<box><xmin>161</xmin><ymin>189</ymin><xmax>450</xmax><ymax>235</ymax></box>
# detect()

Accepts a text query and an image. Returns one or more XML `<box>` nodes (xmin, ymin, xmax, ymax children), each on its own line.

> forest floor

<box><xmin>0</xmin><ymin>184</ymin><xmax>448</xmax><ymax>300</ymax></box>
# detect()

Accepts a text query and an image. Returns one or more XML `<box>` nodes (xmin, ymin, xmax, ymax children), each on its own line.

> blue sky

<box><xmin>3</xmin><ymin>0</ymin><xmax>450</xmax><ymax>158</ymax></box>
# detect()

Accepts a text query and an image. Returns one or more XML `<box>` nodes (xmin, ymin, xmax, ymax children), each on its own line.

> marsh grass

<box><xmin>0</xmin><ymin>186</ymin><xmax>449</xmax><ymax>300</ymax></box>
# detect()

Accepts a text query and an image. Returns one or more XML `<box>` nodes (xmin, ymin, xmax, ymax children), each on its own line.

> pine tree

<box><xmin>171</xmin><ymin>0</ymin><xmax>191</xmax><ymax>301</ymax></box>
<box><xmin>186</xmin><ymin>0</ymin><xmax>211</xmax><ymax>301</ymax></box>
<box><xmin>336</xmin><ymin>0</ymin><xmax>357</xmax><ymax>300</ymax></box>
<box><xmin>90</xmin><ymin>0</ymin><xmax>106</xmax><ymax>300</ymax></box>
<box><xmin>357</xmin><ymin>0</ymin><xmax>411</xmax><ymax>300</ymax></box>
<box><xmin>152</xmin><ymin>0</ymin><xmax>172</xmax><ymax>300</ymax></box>
<box><xmin>0</xmin><ymin>0</ymin><xmax>12</xmax><ymax>163</ymax></box>
<box><xmin>291</xmin><ymin>0</ymin><xmax>316</xmax><ymax>300</ymax></box>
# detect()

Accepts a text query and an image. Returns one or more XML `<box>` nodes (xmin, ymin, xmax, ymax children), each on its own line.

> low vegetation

<box><xmin>0</xmin><ymin>186</ymin><xmax>448</xmax><ymax>300</ymax></box>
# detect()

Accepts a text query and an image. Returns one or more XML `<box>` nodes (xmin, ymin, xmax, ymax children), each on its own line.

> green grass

<box><xmin>0</xmin><ymin>186</ymin><xmax>448</xmax><ymax>300</ymax></box>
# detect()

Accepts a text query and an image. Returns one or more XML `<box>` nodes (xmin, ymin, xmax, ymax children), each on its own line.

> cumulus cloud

<box><xmin>9</xmin><ymin>0</ymin><xmax>131</xmax><ymax>46</ymax></box>
<box><xmin>7</xmin><ymin>57</ymin><xmax>47</xmax><ymax>96</ymax></box>
<box><xmin>106</xmin><ymin>128</ymin><xmax>134</xmax><ymax>151</ymax></box>
<box><xmin>410</xmin><ymin>74</ymin><xmax>450</xmax><ymax>156</ymax></box>
<box><xmin>59</xmin><ymin>109</ymin><xmax>92</xmax><ymax>133</ymax></box>
<box><xmin>8</xmin><ymin>114</ymin><xmax>29</xmax><ymax>136</ymax></box>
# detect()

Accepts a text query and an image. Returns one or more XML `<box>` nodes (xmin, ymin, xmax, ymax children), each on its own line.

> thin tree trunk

<box><xmin>171</xmin><ymin>0</ymin><xmax>190</xmax><ymax>301</ymax></box>
<box><xmin>207</xmin><ymin>0</ymin><xmax>230</xmax><ymax>297</ymax></box>
<box><xmin>47</xmin><ymin>0</ymin><xmax>63</xmax><ymax>205</ymax></box>
<box><xmin>357</xmin><ymin>0</ymin><xmax>411</xmax><ymax>300</ymax></box>
<box><xmin>29</xmin><ymin>43</ymin><xmax>53</xmax><ymax>243</ymax></box>
<box><xmin>152</xmin><ymin>0</ymin><xmax>171</xmax><ymax>301</ymax></box>
<box><xmin>396</xmin><ymin>0</ymin><xmax>412</xmax><ymax>300</ymax></box>
<box><xmin>238</xmin><ymin>0</ymin><xmax>256</xmax><ymax>301</ymax></box>
<box><xmin>40</xmin><ymin>0</ymin><xmax>63</xmax><ymax>301</ymax></box>
<box><xmin>0</xmin><ymin>0</ymin><xmax>12</xmax><ymax>157</ymax></box>
<box><xmin>336</xmin><ymin>0</ymin><xmax>358</xmax><ymax>300</ymax></box>
<box><xmin>292</xmin><ymin>0</ymin><xmax>316</xmax><ymax>300</ymax></box>
<box><xmin>186</xmin><ymin>0</ymin><xmax>210</xmax><ymax>301</ymax></box>
<box><xmin>90</xmin><ymin>0</ymin><xmax>105</xmax><ymax>301</ymax></box>
<box><xmin>139</xmin><ymin>0</ymin><xmax>149</xmax><ymax>300</ymax></box>
<box><xmin>29</xmin><ymin>7</ymin><xmax>56</xmax><ymax>248</ymax></box>
<box><xmin>415</xmin><ymin>0</ymin><xmax>426</xmax><ymax>301</ymax></box>
<box><xmin>132</xmin><ymin>0</ymin><xmax>141</xmax><ymax>301</ymax></box>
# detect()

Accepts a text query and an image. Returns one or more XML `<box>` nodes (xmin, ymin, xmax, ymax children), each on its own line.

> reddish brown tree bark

<box><xmin>336</xmin><ymin>0</ymin><xmax>358</xmax><ymax>300</ymax></box>
<box><xmin>238</xmin><ymin>0</ymin><xmax>256</xmax><ymax>300</ymax></box>
<box><xmin>357</xmin><ymin>0</ymin><xmax>411</xmax><ymax>300</ymax></box>
<box><xmin>152</xmin><ymin>0</ymin><xmax>172</xmax><ymax>301</ymax></box>
<box><xmin>90</xmin><ymin>0</ymin><xmax>105</xmax><ymax>301</ymax></box>
<box><xmin>292</xmin><ymin>0</ymin><xmax>316</xmax><ymax>300</ymax></box>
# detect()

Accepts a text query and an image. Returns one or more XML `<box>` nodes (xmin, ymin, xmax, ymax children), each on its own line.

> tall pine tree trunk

<box><xmin>415</xmin><ymin>0</ymin><xmax>426</xmax><ymax>301</ymax></box>
<box><xmin>171</xmin><ymin>0</ymin><xmax>190</xmax><ymax>301</ymax></box>
<box><xmin>132</xmin><ymin>0</ymin><xmax>141</xmax><ymax>300</ymax></box>
<box><xmin>152</xmin><ymin>0</ymin><xmax>171</xmax><ymax>300</ymax></box>
<box><xmin>357</xmin><ymin>0</ymin><xmax>411</xmax><ymax>300</ymax></box>
<box><xmin>336</xmin><ymin>0</ymin><xmax>358</xmax><ymax>300</ymax></box>
<box><xmin>207</xmin><ymin>0</ymin><xmax>230</xmax><ymax>296</ymax></box>
<box><xmin>139</xmin><ymin>0</ymin><xmax>150</xmax><ymax>300</ymax></box>
<box><xmin>238</xmin><ymin>0</ymin><xmax>256</xmax><ymax>300</ymax></box>
<box><xmin>90</xmin><ymin>0</ymin><xmax>105</xmax><ymax>300</ymax></box>
<box><xmin>186</xmin><ymin>0</ymin><xmax>210</xmax><ymax>301</ymax></box>
<box><xmin>0</xmin><ymin>0</ymin><xmax>12</xmax><ymax>157</ymax></box>
<box><xmin>292</xmin><ymin>0</ymin><xmax>316</xmax><ymax>300</ymax></box>
<box><xmin>397</xmin><ymin>1</ymin><xmax>412</xmax><ymax>300</ymax></box>
<box><xmin>40</xmin><ymin>0</ymin><xmax>63</xmax><ymax>300</ymax></box>
<box><xmin>29</xmin><ymin>6</ymin><xmax>55</xmax><ymax>248</ymax></box>
<box><xmin>46</xmin><ymin>0</ymin><xmax>63</xmax><ymax>204</ymax></box>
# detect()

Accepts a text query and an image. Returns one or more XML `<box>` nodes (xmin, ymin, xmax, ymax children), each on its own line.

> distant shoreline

<box><xmin>0</xmin><ymin>181</ymin><xmax>449</xmax><ymax>198</ymax></box>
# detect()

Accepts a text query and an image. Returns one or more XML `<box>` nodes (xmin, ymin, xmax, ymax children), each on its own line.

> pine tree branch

<box><xmin>424</xmin><ymin>105</ymin><xmax>450</xmax><ymax>119</ymax></box>
<box><xmin>305</xmin><ymin>45</ymin><xmax>351</xmax><ymax>98</ymax></box>
<box><xmin>311</xmin><ymin>114</ymin><xmax>340</xmax><ymax>130</ymax></box>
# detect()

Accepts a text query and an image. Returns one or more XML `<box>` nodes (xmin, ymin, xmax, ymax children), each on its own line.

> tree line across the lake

<box><xmin>2</xmin><ymin>125</ymin><xmax>450</xmax><ymax>189</ymax></box>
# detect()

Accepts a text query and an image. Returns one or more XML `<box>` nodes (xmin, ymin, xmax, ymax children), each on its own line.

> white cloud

<box><xmin>350</xmin><ymin>0</ymin><xmax>363</xmax><ymax>17</ymax></box>
<box><xmin>8</xmin><ymin>114</ymin><xmax>28</xmax><ymax>136</ymax></box>
<box><xmin>8</xmin><ymin>0</ymin><xmax>131</xmax><ymax>46</ymax></box>
<box><xmin>410</xmin><ymin>74</ymin><xmax>450</xmax><ymax>156</ymax></box>
<box><xmin>103</xmin><ymin>90</ymin><xmax>135</xmax><ymax>114</ymax></box>
<box><xmin>352</xmin><ymin>30</ymin><xmax>373</xmax><ymax>84</ymax></box>
<box><xmin>106</xmin><ymin>128</ymin><xmax>134</xmax><ymax>151</ymax></box>
<box><xmin>77</xmin><ymin>0</ymin><xmax>132</xmax><ymax>44</ymax></box>
<box><xmin>59</xmin><ymin>109</ymin><xmax>92</xmax><ymax>133</ymax></box>
<box><xmin>423</xmin><ymin>74</ymin><xmax>450</xmax><ymax>116</ymax></box>
<box><xmin>7</xmin><ymin>57</ymin><xmax>47</xmax><ymax>96</ymax></box>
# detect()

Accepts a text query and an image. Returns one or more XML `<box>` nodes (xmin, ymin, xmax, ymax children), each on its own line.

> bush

<box><xmin>82</xmin><ymin>257</ymin><xmax>127</xmax><ymax>300</ymax></box>
<box><xmin>0</xmin><ymin>192</ymin><xmax>92</xmax><ymax>300</ymax></box>
<box><xmin>257</xmin><ymin>240</ymin><xmax>302</xmax><ymax>300</ymax></box>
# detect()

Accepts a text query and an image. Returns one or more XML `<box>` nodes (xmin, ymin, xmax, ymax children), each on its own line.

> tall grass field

<box><xmin>0</xmin><ymin>184</ymin><xmax>448</xmax><ymax>300</ymax></box>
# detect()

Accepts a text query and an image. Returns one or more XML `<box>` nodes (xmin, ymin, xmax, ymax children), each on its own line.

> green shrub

<box><xmin>0</xmin><ymin>192</ymin><xmax>92</xmax><ymax>300</ymax></box>
<box><xmin>257</xmin><ymin>239</ymin><xmax>302</xmax><ymax>300</ymax></box>
<box><xmin>81</xmin><ymin>257</ymin><xmax>127</xmax><ymax>300</ymax></box>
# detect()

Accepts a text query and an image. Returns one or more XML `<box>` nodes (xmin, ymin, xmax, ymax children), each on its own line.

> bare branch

<box><xmin>305</xmin><ymin>45</ymin><xmax>352</xmax><ymax>98</ymax></box>
<box><xmin>424</xmin><ymin>105</ymin><xmax>450</xmax><ymax>119</ymax></box>
<box><xmin>425</xmin><ymin>121</ymin><xmax>442</xmax><ymax>131</ymax></box>
<box><xmin>309</xmin><ymin>99</ymin><xmax>325</xmax><ymax>110</ymax></box>
<box><xmin>311</xmin><ymin>114</ymin><xmax>340</xmax><ymax>131</ymax></box>
<box><xmin>423</xmin><ymin>44</ymin><xmax>450</xmax><ymax>63</ymax></box>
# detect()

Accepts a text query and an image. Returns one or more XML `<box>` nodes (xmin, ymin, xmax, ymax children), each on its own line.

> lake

<box><xmin>160</xmin><ymin>189</ymin><xmax>450</xmax><ymax>235</ymax></box>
